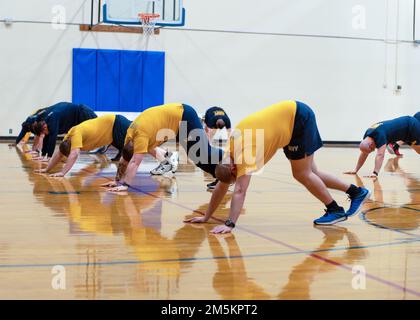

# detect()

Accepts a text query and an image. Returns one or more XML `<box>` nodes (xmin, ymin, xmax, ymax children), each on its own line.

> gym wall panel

<box><xmin>72</xmin><ymin>48</ymin><xmax>97</xmax><ymax>109</ymax></box>
<box><xmin>97</xmin><ymin>49</ymin><xmax>120</xmax><ymax>112</ymax></box>
<box><xmin>142</xmin><ymin>51</ymin><xmax>165</xmax><ymax>111</ymax></box>
<box><xmin>72</xmin><ymin>49</ymin><xmax>165</xmax><ymax>113</ymax></box>
<box><xmin>119</xmin><ymin>51</ymin><xmax>143</xmax><ymax>112</ymax></box>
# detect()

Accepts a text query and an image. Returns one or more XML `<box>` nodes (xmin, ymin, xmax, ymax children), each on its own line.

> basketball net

<box><xmin>139</xmin><ymin>13</ymin><xmax>160</xmax><ymax>37</ymax></box>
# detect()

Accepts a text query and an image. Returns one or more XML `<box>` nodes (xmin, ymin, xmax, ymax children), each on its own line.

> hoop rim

<box><xmin>138</xmin><ymin>13</ymin><xmax>161</xmax><ymax>19</ymax></box>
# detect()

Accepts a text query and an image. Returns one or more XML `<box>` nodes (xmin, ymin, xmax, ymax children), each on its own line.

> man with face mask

<box><xmin>185</xmin><ymin>100</ymin><xmax>371</xmax><ymax>233</ymax></box>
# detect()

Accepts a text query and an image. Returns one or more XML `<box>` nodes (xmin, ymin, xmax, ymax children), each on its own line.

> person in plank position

<box><xmin>386</xmin><ymin>112</ymin><xmax>420</xmax><ymax>156</ymax></box>
<box><xmin>345</xmin><ymin>115</ymin><xmax>420</xmax><ymax>177</ymax></box>
<box><xmin>11</xmin><ymin>106</ymin><xmax>51</xmax><ymax>152</ymax></box>
<box><xmin>35</xmin><ymin>114</ymin><xmax>137</xmax><ymax>177</ymax></box>
<box><xmin>103</xmin><ymin>103</ymin><xmax>224</xmax><ymax>192</ymax></box>
<box><xmin>185</xmin><ymin>100</ymin><xmax>371</xmax><ymax>233</ymax></box>
<box><xmin>31</xmin><ymin>102</ymin><xmax>98</xmax><ymax>161</ymax></box>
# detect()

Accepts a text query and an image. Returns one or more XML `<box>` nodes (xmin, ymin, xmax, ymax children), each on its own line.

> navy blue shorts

<box><xmin>112</xmin><ymin>115</ymin><xmax>132</xmax><ymax>151</ymax></box>
<box><xmin>283</xmin><ymin>102</ymin><xmax>323</xmax><ymax>160</ymax></box>
<box><xmin>180</xmin><ymin>104</ymin><xmax>223</xmax><ymax>177</ymax></box>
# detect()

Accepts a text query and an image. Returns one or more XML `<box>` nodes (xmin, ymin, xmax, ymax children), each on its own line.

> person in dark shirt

<box><xmin>11</xmin><ymin>107</ymin><xmax>51</xmax><ymax>152</ymax></box>
<box><xmin>31</xmin><ymin>102</ymin><xmax>97</xmax><ymax>160</ymax></box>
<box><xmin>345</xmin><ymin>116</ymin><xmax>420</xmax><ymax>177</ymax></box>
<box><xmin>203</xmin><ymin>107</ymin><xmax>232</xmax><ymax>190</ymax></box>
<box><xmin>386</xmin><ymin>111</ymin><xmax>420</xmax><ymax>156</ymax></box>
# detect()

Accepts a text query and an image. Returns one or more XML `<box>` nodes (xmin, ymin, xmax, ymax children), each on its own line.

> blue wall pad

<box><xmin>97</xmin><ymin>50</ymin><xmax>120</xmax><ymax>112</ymax></box>
<box><xmin>72</xmin><ymin>49</ymin><xmax>165</xmax><ymax>112</ymax></box>
<box><xmin>72</xmin><ymin>49</ymin><xmax>97</xmax><ymax>108</ymax></box>
<box><xmin>120</xmin><ymin>51</ymin><xmax>143</xmax><ymax>112</ymax></box>
<box><xmin>142</xmin><ymin>51</ymin><xmax>165</xmax><ymax>112</ymax></box>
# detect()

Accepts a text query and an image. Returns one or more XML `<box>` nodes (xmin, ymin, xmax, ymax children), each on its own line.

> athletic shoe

<box><xmin>89</xmin><ymin>145</ymin><xmax>109</xmax><ymax>154</ymax></box>
<box><xmin>387</xmin><ymin>143</ymin><xmax>403</xmax><ymax>156</ymax></box>
<box><xmin>386</xmin><ymin>143</ymin><xmax>395</xmax><ymax>155</ymax></box>
<box><xmin>313</xmin><ymin>208</ymin><xmax>347</xmax><ymax>225</ymax></box>
<box><xmin>346</xmin><ymin>187</ymin><xmax>371</xmax><ymax>217</ymax></box>
<box><xmin>207</xmin><ymin>179</ymin><xmax>219</xmax><ymax>190</ymax></box>
<box><xmin>166</xmin><ymin>151</ymin><xmax>179</xmax><ymax>173</ymax></box>
<box><xmin>150</xmin><ymin>160</ymin><xmax>173</xmax><ymax>175</ymax></box>
<box><xmin>393</xmin><ymin>144</ymin><xmax>403</xmax><ymax>156</ymax></box>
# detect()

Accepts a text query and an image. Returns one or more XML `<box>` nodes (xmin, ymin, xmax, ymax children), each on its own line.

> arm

<box><xmin>32</xmin><ymin>133</ymin><xmax>45</xmax><ymax>152</ymax></box>
<box><xmin>116</xmin><ymin>158</ymin><xmax>129</xmax><ymax>182</ymax></box>
<box><xmin>344</xmin><ymin>152</ymin><xmax>369</xmax><ymax>174</ymax></box>
<box><xmin>35</xmin><ymin>149</ymin><xmax>63</xmax><ymax>173</ymax></box>
<box><xmin>41</xmin><ymin>134</ymin><xmax>50</xmax><ymax>157</ymax></box>
<box><xmin>15</xmin><ymin>128</ymin><xmax>28</xmax><ymax>145</ymax></box>
<box><xmin>45</xmin><ymin>121</ymin><xmax>59</xmax><ymax>158</ymax></box>
<box><xmin>108</xmin><ymin>153</ymin><xmax>144</xmax><ymax>192</ymax></box>
<box><xmin>211</xmin><ymin>175</ymin><xmax>252</xmax><ymax>234</ymax></box>
<box><xmin>100</xmin><ymin>158</ymin><xmax>129</xmax><ymax>188</ymax></box>
<box><xmin>49</xmin><ymin>148</ymin><xmax>80</xmax><ymax>177</ymax></box>
<box><xmin>184</xmin><ymin>181</ymin><xmax>230</xmax><ymax>223</ymax></box>
<box><xmin>370</xmin><ymin>145</ymin><xmax>386</xmax><ymax>177</ymax></box>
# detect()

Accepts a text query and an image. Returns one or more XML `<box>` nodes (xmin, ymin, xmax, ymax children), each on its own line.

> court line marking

<box><xmin>1</xmin><ymin>237</ymin><xmax>420</xmax><ymax>269</ymax></box>
<box><xmin>96</xmin><ymin>177</ymin><xmax>420</xmax><ymax>298</ymax></box>
<box><xmin>13</xmin><ymin>160</ymin><xmax>420</xmax><ymax>298</ymax></box>
<box><xmin>360</xmin><ymin>206</ymin><xmax>420</xmax><ymax>238</ymax></box>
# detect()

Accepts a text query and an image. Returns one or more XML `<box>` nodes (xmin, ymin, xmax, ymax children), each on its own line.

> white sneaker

<box><xmin>166</xmin><ymin>151</ymin><xmax>179</xmax><ymax>173</ymax></box>
<box><xmin>150</xmin><ymin>160</ymin><xmax>173</xmax><ymax>175</ymax></box>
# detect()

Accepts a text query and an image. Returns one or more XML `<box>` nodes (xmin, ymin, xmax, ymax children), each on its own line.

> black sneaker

<box><xmin>207</xmin><ymin>179</ymin><xmax>219</xmax><ymax>190</ymax></box>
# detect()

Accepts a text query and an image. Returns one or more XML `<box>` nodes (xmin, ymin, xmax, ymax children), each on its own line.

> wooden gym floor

<box><xmin>0</xmin><ymin>142</ymin><xmax>419</xmax><ymax>300</ymax></box>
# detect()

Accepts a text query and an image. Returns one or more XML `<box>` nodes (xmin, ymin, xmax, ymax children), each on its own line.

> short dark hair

<box><xmin>59</xmin><ymin>140</ymin><xmax>71</xmax><ymax>157</ymax></box>
<box><xmin>32</xmin><ymin>121</ymin><xmax>46</xmax><ymax>136</ymax></box>
<box><xmin>21</xmin><ymin>121</ymin><xmax>32</xmax><ymax>133</ymax></box>
<box><xmin>122</xmin><ymin>141</ymin><xmax>134</xmax><ymax>162</ymax></box>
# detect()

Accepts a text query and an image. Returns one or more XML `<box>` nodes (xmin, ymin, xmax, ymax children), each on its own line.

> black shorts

<box><xmin>112</xmin><ymin>115</ymin><xmax>132</xmax><ymax>151</ymax></box>
<box><xmin>283</xmin><ymin>101</ymin><xmax>323</xmax><ymax>160</ymax></box>
<box><xmin>179</xmin><ymin>104</ymin><xmax>223</xmax><ymax>177</ymax></box>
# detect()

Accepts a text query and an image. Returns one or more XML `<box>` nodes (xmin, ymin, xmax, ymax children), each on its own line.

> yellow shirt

<box><xmin>125</xmin><ymin>103</ymin><xmax>184</xmax><ymax>154</ymax></box>
<box><xmin>230</xmin><ymin>100</ymin><xmax>297</xmax><ymax>178</ymax></box>
<box><xmin>64</xmin><ymin>114</ymin><xmax>115</xmax><ymax>151</ymax></box>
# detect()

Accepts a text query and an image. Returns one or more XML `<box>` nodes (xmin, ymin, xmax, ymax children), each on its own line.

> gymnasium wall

<box><xmin>0</xmin><ymin>0</ymin><xmax>419</xmax><ymax>141</ymax></box>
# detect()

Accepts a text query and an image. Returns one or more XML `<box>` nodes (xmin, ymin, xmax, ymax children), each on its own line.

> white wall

<box><xmin>0</xmin><ymin>0</ymin><xmax>419</xmax><ymax>141</ymax></box>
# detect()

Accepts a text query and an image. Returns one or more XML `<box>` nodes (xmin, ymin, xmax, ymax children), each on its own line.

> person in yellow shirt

<box><xmin>104</xmin><ymin>103</ymin><xmax>224</xmax><ymax>192</ymax></box>
<box><xmin>35</xmin><ymin>114</ymin><xmax>134</xmax><ymax>177</ymax></box>
<box><xmin>185</xmin><ymin>101</ymin><xmax>371</xmax><ymax>232</ymax></box>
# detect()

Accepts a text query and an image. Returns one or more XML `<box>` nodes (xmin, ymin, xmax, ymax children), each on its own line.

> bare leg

<box><xmin>311</xmin><ymin>161</ymin><xmax>350</xmax><ymax>192</ymax></box>
<box><xmin>290</xmin><ymin>155</ymin><xmax>334</xmax><ymax>205</ymax></box>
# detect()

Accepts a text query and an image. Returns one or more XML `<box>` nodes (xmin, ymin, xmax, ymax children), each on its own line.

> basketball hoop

<box><xmin>139</xmin><ymin>13</ymin><xmax>160</xmax><ymax>36</ymax></box>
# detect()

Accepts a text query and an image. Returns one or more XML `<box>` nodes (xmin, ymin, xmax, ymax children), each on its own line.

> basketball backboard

<box><xmin>103</xmin><ymin>0</ymin><xmax>185</xmax><ymax>27</ymax></box>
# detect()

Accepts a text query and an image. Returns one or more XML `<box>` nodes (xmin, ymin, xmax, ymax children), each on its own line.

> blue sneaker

<box><xmin>346</xmin><ymin>187</ymin><xmax>371</xmax><ymax>217</ymax></box>
<box><xmin>313</xmin><ymin>208</ymin><xmax>347</xmax><ymax>225</ymax></box>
